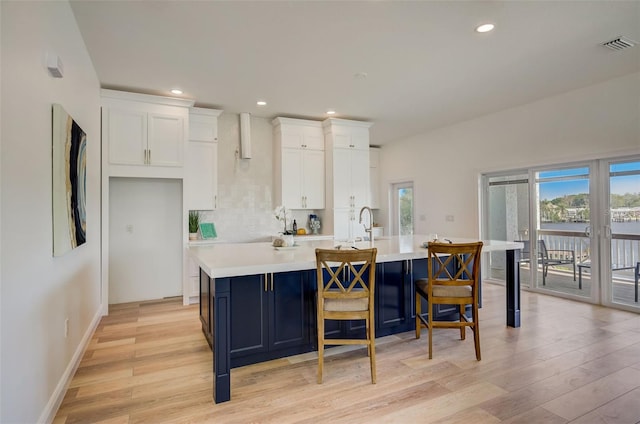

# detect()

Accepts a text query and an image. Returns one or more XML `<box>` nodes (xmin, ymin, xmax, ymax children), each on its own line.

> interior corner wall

<box><xmin>379</xmin><ymin>72</ymin><xmax>640</xmax><ymax>238</ymax></box>
<box><xmin>0</xmin><ymin>2</ymin><xmax>102</xmax><ymax>423</ymax></box>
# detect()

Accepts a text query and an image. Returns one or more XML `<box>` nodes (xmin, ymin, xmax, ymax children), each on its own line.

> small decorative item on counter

<box><xmin>272</xmin><ymin>234</ymin><xmax>294</xmax><ymax>247</ymax></box>
<box><xmin>297</xmin><ymin>228</ymin><xmax>306</xmax><ymax>235</ymax></box>
<box><xmin>188</xmin><ymin>210</ymin><xmax>200</xmax><ymax>240</ymax></box>
<box><xmin>292</xmin><ymin>219</ymin><xmax>297</xmax><ymax>233</ymax></box>
<box><xmin>274</xmin><ymin>205</ymin><xmax>293</xmax><ymax>234</ymax></box>
<box><xmin>199</xmin><ymin>222</ymin><xmax>217</xmax><ymax>239</ymax></box>
<box><xmin>309</xmin><ymin>214</ymin><xmax>321</xmax><ymax>235</ymax></box>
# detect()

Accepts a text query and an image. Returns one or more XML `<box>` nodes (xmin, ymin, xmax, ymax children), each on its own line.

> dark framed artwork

<box><xmin>52</xmin><ymin>104</ymin><xmax>87</xmax><ymax>256</ymax></box>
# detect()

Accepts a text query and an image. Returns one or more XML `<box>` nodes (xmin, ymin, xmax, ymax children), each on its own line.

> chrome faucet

<box><xmin>359</xmin><ymin>206</ymin><xmax>374</xmax><ymax>243</ymax></box>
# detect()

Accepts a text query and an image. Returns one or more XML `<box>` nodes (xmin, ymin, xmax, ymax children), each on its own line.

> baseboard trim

<box><xmin>38</xmin><ymin>306</ymin><xmax>103</xmax><ymax>424</ymax></box>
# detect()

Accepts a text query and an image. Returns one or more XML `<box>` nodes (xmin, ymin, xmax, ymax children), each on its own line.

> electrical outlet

<box><xmin>65</xmin><ymin>318</ymin><xmax>69</xmax><ymax>338</ymax></box>
<box><xmin>446</xmin><ymin>215</ymin><xmax>454</xmax><ymax>222</ymax></box>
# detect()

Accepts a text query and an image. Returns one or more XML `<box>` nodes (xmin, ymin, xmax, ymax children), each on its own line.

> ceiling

<box><xmin>70</xmin><ymin>1</ymin><xmax>640</xmax><ymax>146</ymax></box>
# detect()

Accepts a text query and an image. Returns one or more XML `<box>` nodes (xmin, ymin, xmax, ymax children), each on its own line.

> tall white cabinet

<box><xmin>323</xmin><ymin>118</ymin><xmax>373</xmax><ymax>241</ymax></box>
<box><xmin>273</xmin><ymin>118</ymin><xmax>325</xmax><ymax>210</ymax></box>
<box><xmin>184</xmin><ymin>107</ymin><xmax>222</xmax><ymax>303</ymax></box>
<box><xmin>185</xmin><ymin>108</ymin><xmax>223</xmax><ymax>211</ymax></box>
<box><xmin>369</xmin><ymin>147</ymin><xmax>381</xmax><ymax>209</ymax></box>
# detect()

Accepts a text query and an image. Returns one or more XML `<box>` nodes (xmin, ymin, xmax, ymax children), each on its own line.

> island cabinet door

<box><xmin>229</xmin><ymin>274</ymin><xmax>270</xmax><ymax>360</ymax></box>
<box><xmin>229</xmin><ymin>271</ymin><xmax>315</xmax><ymax>368</ymax></box>
<box><xmin>269</xmin><ymin>270</ymin><xmax>314</xmax><ymax>352</ymax></box>
<box><xmin>375</xmin><ymin>260</ymin><xmax>413</xmax><ymax>336</ymax></box>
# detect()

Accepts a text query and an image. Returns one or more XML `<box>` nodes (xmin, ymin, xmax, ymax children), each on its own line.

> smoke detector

<box><xmin>601</xmin><ymin>36</ymin><xmax>637</xmax><ymax>51</ymax></box>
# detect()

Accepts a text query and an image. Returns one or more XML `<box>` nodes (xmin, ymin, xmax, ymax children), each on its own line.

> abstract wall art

<box><xmin>52</xmin><ymin>104</ymin><xmax>87</xmax><ymax>256</ymax></box>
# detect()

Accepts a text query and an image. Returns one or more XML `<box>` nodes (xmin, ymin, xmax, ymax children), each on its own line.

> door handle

<box><xmin>584</xmin><ymin>226</ymin><xmax>591</xmax><ymax>237</ymax></box>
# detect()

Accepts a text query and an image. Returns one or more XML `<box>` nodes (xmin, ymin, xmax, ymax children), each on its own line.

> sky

<box><xmin>538</xmin><ymin>162</ymin><xmax>639</xmax><ymax>200</ymax></box>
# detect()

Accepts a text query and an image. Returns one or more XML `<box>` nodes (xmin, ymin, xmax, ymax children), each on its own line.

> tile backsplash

<box><xmin>194</xmin><ymin>113</ymin><xmax>326</xmax><ymax>242</ymax></box>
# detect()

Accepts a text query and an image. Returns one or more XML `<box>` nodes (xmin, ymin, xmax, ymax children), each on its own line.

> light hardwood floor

<box><xmin>54</xmin><ymin>283</ymin><xmax>640</xmax><ymax>424</ymax></box>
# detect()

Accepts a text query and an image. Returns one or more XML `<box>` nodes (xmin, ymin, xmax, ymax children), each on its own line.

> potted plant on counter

<box><xmin>189</xmin><ymin>211</ymin><xmax>200</xmax><ymax>240</ymax></box>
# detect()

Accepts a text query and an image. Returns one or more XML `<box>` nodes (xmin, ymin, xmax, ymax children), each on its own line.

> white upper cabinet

<box><xmin>106</xmin><ymin>107</ymin><xmax>147</xmax><ymax>166</ymax></box>
<box><xmin>101</xmin><ymin>89</ymin><xmax>193</xmax><ymax>178</ymax></box>
<box><xmin>273</xmin><ymin>118</ymin><xmax>325</xmax><ymax>210</ymax></box>
<box><xmin>185</xmin><ymin>108</ymin><xmax>223</xmax><ymax>211</ymax></box>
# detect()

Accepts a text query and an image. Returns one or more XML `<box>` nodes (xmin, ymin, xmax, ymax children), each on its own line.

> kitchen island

<box><xmin>189</xmin><ymin>235</ymin><xmax>522</xmax><ymax>403</ymax></box>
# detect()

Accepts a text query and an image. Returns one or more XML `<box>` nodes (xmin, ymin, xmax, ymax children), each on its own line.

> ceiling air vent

<box><xmin>601</xmin><ymin>36</ymin><xmax>637</xmax><ymax>51</ymax></box>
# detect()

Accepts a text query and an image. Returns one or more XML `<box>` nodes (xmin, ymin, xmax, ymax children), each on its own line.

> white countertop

<box><xmin>189</xmin><ymin>235</ymin><xmax>523</xmax><ymax>279</ymax></box>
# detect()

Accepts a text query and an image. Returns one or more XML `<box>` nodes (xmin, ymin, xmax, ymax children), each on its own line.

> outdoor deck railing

<box><xmin>536</xmin><ymin>230</ymin><xmax>640</xmax><ymax>278</ymax></box>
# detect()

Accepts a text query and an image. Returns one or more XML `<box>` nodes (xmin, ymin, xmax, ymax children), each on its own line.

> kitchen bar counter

<box><xmin>189</xmin><ymin>235</ymin><xmax>521</xmax><ymax>278</ymax></box>
<box><xmin>189</xmin><ymin>235</ymin><xmax>522</xmax><ymax>403</ymax></box>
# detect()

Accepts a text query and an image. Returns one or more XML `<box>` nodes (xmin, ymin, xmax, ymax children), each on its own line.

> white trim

<box><xmin>38</xmin><ymin>307</ymin><xmax>103</xmax><ymax>424</ymax></box>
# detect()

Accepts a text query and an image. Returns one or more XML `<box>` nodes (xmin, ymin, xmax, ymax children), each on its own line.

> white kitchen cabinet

<box><xmin>332</xmin><ymin>148</ymin><xmax>369</xmax><ymax>209</ymax></box>
<box><xmin>101</xmin><ymin>89</ymin><xmax>193</xmax><ymax>178</ymax></box>
<box><xmin>323</xmin><ymin>118</ymin><xmax>373</xmax><ymax>241</ymax></box>
<box><xmin>273</xmin><ymin>118</ymin><xmax>325</xmax><ymax>210</ymax></box>
<box><xmin>188</xmin><ymin>256</ymin><xmax>200</xmax><ymax>298</ymax></box>
<box><xmin>185</xmin><ymin>108</ymin><xmax>223</xmax><ymax>210</ymax></box>
<box><xmin>369</xmin><ymin>147</ymin><xmax>381</xmax><ymax>209</ymax></box>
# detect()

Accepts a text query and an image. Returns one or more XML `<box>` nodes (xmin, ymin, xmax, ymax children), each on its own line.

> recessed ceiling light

<box><xmin>476</xmin><ymin>23</ymin><xmax>495</xmax><ymax>33</ymax></box>
<box><xmin>171</xmin><ymin>89</ymin><xmax>183</xmax><ymax>95</ymax></box>
<box><xmin>256</xmin><ymin>100</ymin><xmax>267</xmax><ymax>106</ymax></box>
<box><xmin>326</xmin><ymin>110</ymin><xmax>336</xmax><ymax>115</ymax></box>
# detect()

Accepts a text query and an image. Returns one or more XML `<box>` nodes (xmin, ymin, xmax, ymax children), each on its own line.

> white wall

<box><xmin>379</xmin><ymin>72</ymin><xmax>640</xmax><ymax>238</ymax></box>
<box><xmin>0</xmin><ymin>2</ymin><xmax>102</xmax><ymax>423</ymax></box>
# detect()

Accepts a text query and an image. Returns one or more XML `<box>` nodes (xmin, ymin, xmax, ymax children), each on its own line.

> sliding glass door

<box><xmin>484</xmin><ymin>172</ymin><xmax>530</xmax><ymax>286</ymax></box>
<box><xmin>533</xmin><ymin>165</ymin><xmax>594</xmax><ymax>300</ymax></box>
<box><xmin>602</xmin><ymin>159</ymin><xmax>640</xmax><ymax>311</ymax></box>
<box><xmin>483</xmin><ymin>155</ymin><xmax>640</xmax><ymax>312</ymax></box>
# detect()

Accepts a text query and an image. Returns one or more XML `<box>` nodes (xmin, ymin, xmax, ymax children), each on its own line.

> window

<box><xmin>392</xmin><ymin>182</ymin><xmax>413</xmax><ymax>236</ymax></box>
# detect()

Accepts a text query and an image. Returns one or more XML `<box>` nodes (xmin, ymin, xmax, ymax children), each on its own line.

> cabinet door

<box><xmin>333</xmin><ymin>208</ymin><xmax>352</xmax><ymax>241</ymax></box>
<box><xmin>185</xmin><ymin>141</ymin><xmax>216</xmax><ymax>210</ymax></box>
<box><xmin>188</xmin><ymin>258</ymin><xmax>200</xmax><ymax>298</ymax></box>
<box><xmin>106</xmin><ymin>108</ymin><xmax>147</xmax><ymax>165</ymax></box>
<box><xmin>333</xmin><ymin>150</ymin><xmax>353</xmax><ymax>209</ymax></box>
<box><xmin>303</xmin><ymin>130</ymin><xmax>324</xmax><ymax>150</ymax></box>
<box><xmin>281</xmin><ymin>148</ymin><xmax>304</xmax><ymax>208</ymax></box>
<box><xmin>148</xmin><ymin>113</ymin><xmax>184</xmax><ymax>167</ymax></box>
<box><xmin>350</xmin><ymin>149</ymin><xmax>370</xmax><ymax>209</ymax></box>
<box><xmin>229</xmin><ymin>274</ymin><xmax>269</xmax><ymax>358</ymax></box>
<box><xmin>376</xmin><ymin>261</ymin><xmax>411</xmax><ymax>335</ymax></box>
<box><xmin>369</xmin><ymin>149</ymin><xmax>380</xmax><ymax>209</ymax></box>
<box><xmin>302</xmin><ymin>149</ymin><xmax>325</xmax><ymax>209</ymax></box>
<box><xmin>269</xmin><ymin>271</ymin><xmax>312</xmax><ymax>351</ymax></box>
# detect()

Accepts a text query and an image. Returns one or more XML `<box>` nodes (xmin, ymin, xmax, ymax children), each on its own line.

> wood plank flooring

<box><xmin>53</xmin><ymin>284</ymin><xmax>640</xmax><ymax>423</ymax></box>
